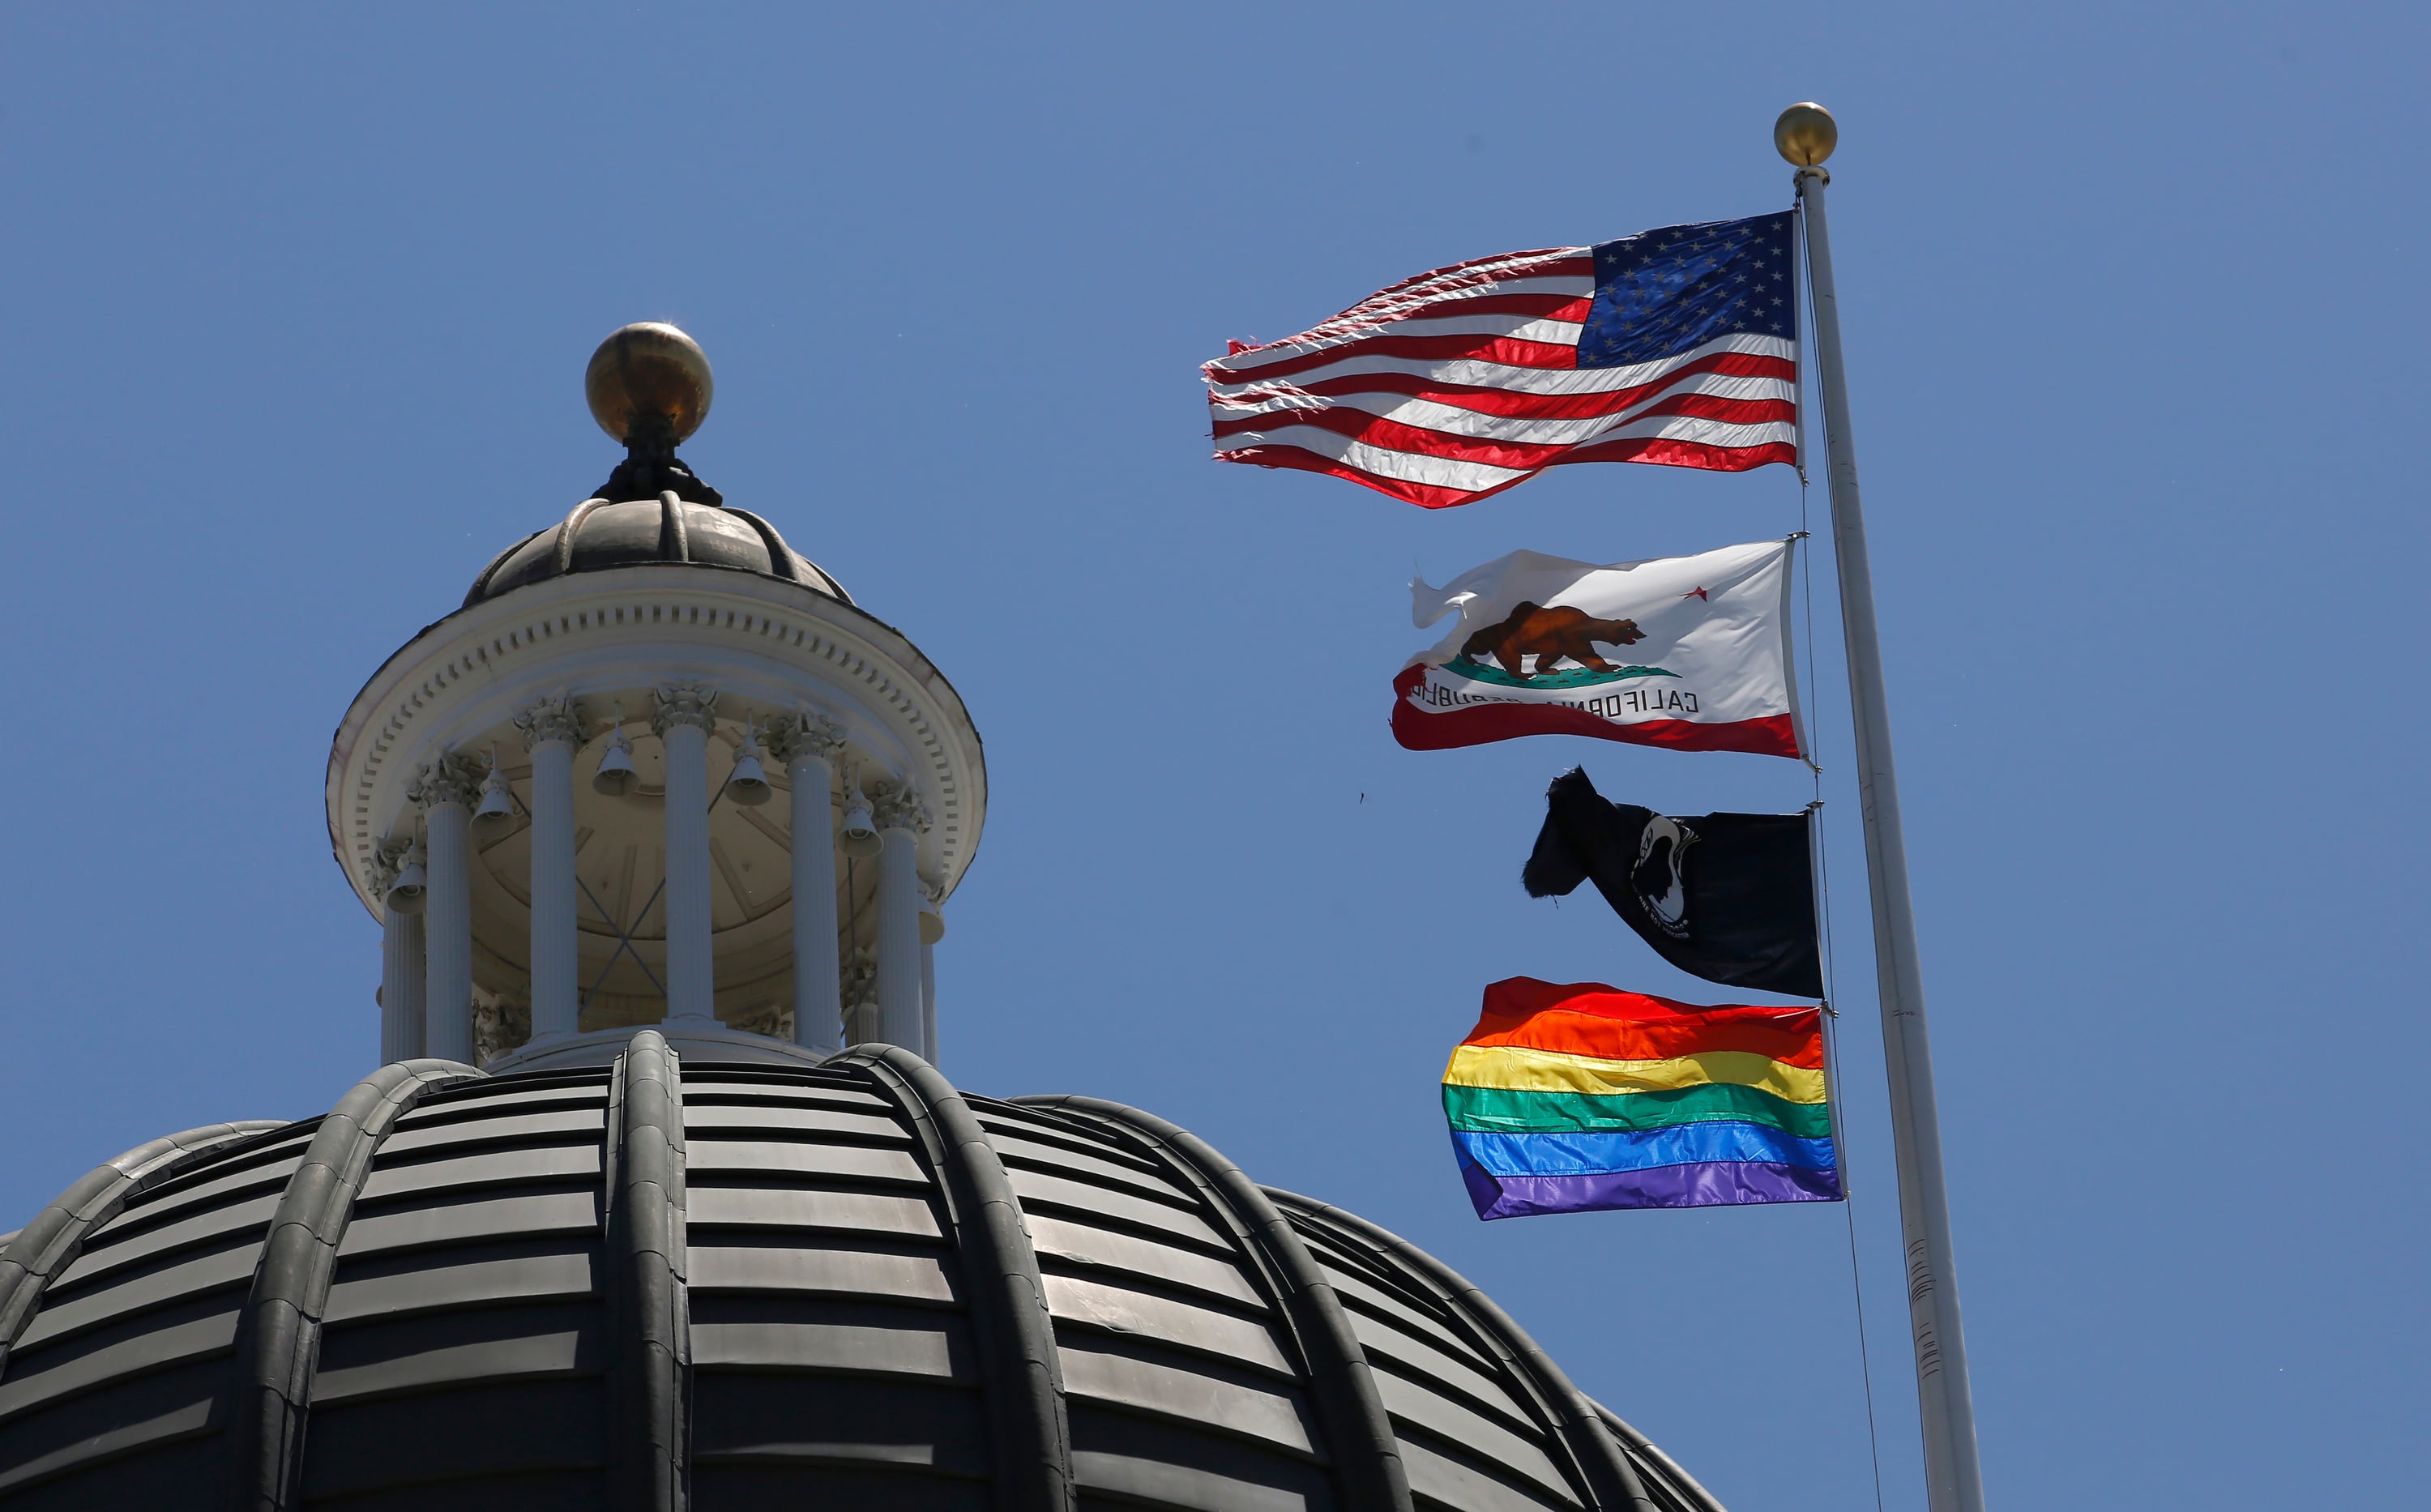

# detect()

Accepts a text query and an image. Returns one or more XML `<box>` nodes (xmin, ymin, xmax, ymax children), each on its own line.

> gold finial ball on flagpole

<box><xmin>585</xmin><ymin>322</ymin><xmax>715</xmax><ymax>446</ymax></box>
<box><xmin>1774</xmin><ymin>102</ymin><xmax>1838</xmax><ymax>168</ymax></box>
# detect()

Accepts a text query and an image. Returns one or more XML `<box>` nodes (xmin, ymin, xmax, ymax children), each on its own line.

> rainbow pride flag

<box><xmin>1444</xmin><ymin>977</ymin><xmax>1843</xmax><ymax>1218</ymax></box>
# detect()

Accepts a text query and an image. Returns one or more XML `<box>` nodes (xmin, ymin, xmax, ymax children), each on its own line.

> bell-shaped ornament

<box><xmin>838</xmin><ymin>788</ymin><xmax>882</xmax><ymax>858</ymax></box>
<box><xmin>724</xmin><ymin>728</ymin><xmax>773</xmax><ymax>807</ymax></box>
<box><xmin>594</xmin><ymin>714</ymin><xmax>639</xmax><ymax>797</ymax></box>
<box><xmin>387</xmin><ymin>844</ymin><xmax>428</xmax><ymax>915</ymax></box>
<box><xmin>470</xmin><ymin>750</ymin><xmax>519</xmax><ymax>840</ymax></box>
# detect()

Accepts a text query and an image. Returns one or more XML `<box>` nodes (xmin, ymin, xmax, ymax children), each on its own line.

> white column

<box><xmin>654</xmin><ymin>682</ymin><xmax>719</xmax><ymax>1022</ymax></box>
<box><xmin>380</xmin><ymin>908</ymin><xmax>426</xmax><ymax>1063</ymax></box>
<box><xmin>921</xmin><ymin>942</ymin><xmax>938</xmax><ymax>1066</ymax></box>
<box><xmin>515</xmin><ymin>691</ymin><xmax>584</xmax><ymax>1040</ymax></box>
<box><xmin>413</xmin><ymin>754</ymin><xmax>480</xmax><ymax>1064</ymax></box>
<box><xmin>920</xmin><ymin>883</ymin><xmax>943</xmax><ymax>1064</ymax></box>
<box><xmin>872</xmin><ymin>784</ymin><xmax>930</xmax><ymax>1052</ymax></box>
<box><xmin>772</xmin><ymin>709</ymin><xmax>848</xmax><ymax>1052</ymax></box>
<box><xmin>374</xmin><ymin>839</ymin><xmax>426</xmax><ymax>1063</ymax></box>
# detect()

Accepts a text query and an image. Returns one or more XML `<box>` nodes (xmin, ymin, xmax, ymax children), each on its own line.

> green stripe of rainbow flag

<box><xmin>1443</xmin><ymin>977</ymin><xmax>1843</xmax><ymax>1217</ymax></box>
<box><xmin>1444</xmin><ymin>1083</ymin><xmax>1834</xmax><ymax>1140</ymax></box>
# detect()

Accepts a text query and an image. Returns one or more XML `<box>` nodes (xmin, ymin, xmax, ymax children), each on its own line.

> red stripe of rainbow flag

<box><xmin>1444</xmin><ymin>978</ymin><xmax>1843</xmax><ymax>1218</ymax></box>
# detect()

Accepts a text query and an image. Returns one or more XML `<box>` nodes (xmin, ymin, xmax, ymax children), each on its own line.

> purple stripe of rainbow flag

<box><xmin>1444</xmin><ymin>977</ymin><xmax>1843</xmax><ymax>1219</ymax></box>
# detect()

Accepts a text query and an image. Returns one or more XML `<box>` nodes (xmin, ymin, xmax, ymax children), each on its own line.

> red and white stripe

<box><xmin>1204</xmin><ymin>247</ymin><xmax>1797</xmax><ymax>509</ymax></box>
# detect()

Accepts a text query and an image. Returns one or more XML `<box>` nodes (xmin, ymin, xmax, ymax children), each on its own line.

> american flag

<box><xmin>1203</xmin><ymin>212</ymin><xmax>1800</xmax><ymax>510</ymax></box>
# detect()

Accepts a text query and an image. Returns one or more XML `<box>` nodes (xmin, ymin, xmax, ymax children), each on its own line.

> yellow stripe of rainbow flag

<box><xmin>1442</xmin><ymin>1044</ymin><xmax>1826</xmax><ymax>1104</ymax></box>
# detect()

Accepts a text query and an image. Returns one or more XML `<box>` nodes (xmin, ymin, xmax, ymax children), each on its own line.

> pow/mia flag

<box><xmin>1523</xmin><ymin>767</ymin><xmax>1822</xmax><ymax>998</ymax></box>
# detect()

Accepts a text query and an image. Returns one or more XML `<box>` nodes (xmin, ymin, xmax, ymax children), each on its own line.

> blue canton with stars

<box><xmin>1577</xmin><ymin>212</ymin><xmax>1797</xmax><ymax>369</ymax></box>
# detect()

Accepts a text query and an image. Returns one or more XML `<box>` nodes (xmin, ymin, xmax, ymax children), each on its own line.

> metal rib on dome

<box><xmin>0</xmin><ymin>1055</ymin><xmax>1729</xmax><ymax>1512</ymax></box>
<box><xmin>0</xmin><ymin>1122</ymin><xmax>285</xmax><ymax>1380</ymax></box>
<box><xmin>1268</xmin><ymin>1194</ymin><xmax>1670</xmax><ymax>1512</ymax></box>
<box><xmin>605</xmin><ymin>1032</ymin><xmax>690</xmax><ymax>1512</ymax></box>
<box><xmin>843</xmin><ymin>1047</ymin><xmax>1074</xmax><ymax>1512</ymax></box>
<box><xmin>227</xmin><ymin>1059</ymin><xmax>484</xmax><ymax>1511</ymax></box>
<box><xmin>1015</xmin><ymin>1096</ymin><xmax>1413</xmax><ymax>1512</ymax></box>
<box><xmin>1594</xmin><ymin>1405</ymin><xmax>1728</xmax><ymax>1512</ymax></box>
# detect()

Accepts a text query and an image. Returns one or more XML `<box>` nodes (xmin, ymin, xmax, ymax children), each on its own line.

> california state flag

<box><xmin>1394</xmin><ymin>538</ymin><xmax>1805</xmax><ymax>758</ymax></box>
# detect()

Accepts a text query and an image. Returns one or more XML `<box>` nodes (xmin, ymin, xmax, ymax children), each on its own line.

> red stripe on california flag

<box><xmin>1387</xmin><ymin>667</ymin><xmax>1803</xmax><ymax>758</ymax></box>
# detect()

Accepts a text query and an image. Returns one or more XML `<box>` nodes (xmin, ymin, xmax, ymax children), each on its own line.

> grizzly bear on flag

<box><xmin>1459</xmin><ymin>602</ymin><xmax>1646</xmax><ymax>683</ymax></box>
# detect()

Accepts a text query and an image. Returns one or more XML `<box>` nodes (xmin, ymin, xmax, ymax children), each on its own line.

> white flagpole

<box><xmin>1778</xmin><ymin>103</ymin><xmax>1986</xmax><ymax>1512</ymax></box>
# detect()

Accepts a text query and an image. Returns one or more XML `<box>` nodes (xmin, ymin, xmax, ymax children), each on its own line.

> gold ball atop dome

<box><xmin>1774</xmin><ymin>102</ymin><xmax>1838</xmax><ymax>168</ymax></box>
<box><xmin>585</xmin><ymin>322</ymin><xmax>715</xmax><ymax>446</ymax></box>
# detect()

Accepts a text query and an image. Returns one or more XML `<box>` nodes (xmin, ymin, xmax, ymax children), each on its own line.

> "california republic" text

<box><xmin>1412</xmin><ymin>678</ymin><xmax>1701</xmax><ymax>718</ymax></box>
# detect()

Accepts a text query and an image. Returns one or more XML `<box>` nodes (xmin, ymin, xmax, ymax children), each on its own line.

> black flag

<box><xmin>1523</xmin><ymin>767</ymin><xmax>1822</xmax><ymax>997</ymax></box>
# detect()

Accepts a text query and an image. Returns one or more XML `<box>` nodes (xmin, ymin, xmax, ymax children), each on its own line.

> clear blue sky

<box><xmin>2</xmin><ymin>6</ymin><xmax>2422</xmax><ymax>1508</ymax></box>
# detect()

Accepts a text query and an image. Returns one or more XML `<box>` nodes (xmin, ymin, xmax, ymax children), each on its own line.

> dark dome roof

<box><xmin>0</xmin><ymin>1037</ymin><xmax>1724</xmax><ymax>1512</ymax></box>
<box><xmin>466</xmin><ymin>495</ymin><xmax>853</xmax><ymax>609</ymax></box>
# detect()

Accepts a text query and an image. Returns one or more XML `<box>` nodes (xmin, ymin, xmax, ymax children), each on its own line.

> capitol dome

<box><xmin>0</xmin><ymin>326</ymin><xmax>1730</xmax><ymax>1511</ymax></box>
<box><xmin>0</xmin><ymin>1036</ymin><xmax>1720</xmax><ymax>1511</ymax></box>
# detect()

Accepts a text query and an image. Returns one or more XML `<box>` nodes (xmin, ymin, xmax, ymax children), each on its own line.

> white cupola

<box><xmin>325</xmin><ymin>323</ymin><xmax>985</xmax><ymax>1070</ymax></box>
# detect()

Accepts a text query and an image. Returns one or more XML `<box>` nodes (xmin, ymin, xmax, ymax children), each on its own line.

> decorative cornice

<box><xmin>767</xmin><ymin>707</ymin><xmax>848</xmax><ymax>766</ymax></box>
<box><xmin>408</xmin><ymin>751</ymin><xmax>485</xmax><ymax>810</ymax></box>
<box><xmin>651</xmin><ymin>681</ymin><xmax>720</xmax><ymax>736</ymax></box>
<box><xmin>512</xmin><ymin>688</ymin><xmax>586</xmax><ymax>750</ymax></box>
<box><xmin>873</xmin><ymin>784</ymin><xmax>932</xmax><ymax>836</ymax></box>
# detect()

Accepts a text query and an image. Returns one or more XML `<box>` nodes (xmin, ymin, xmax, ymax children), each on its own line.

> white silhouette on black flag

<box><xmin>1523</xmin><ymin>767</ymin><xmax>1822</xmax><ymax>997</ymax></box>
